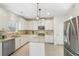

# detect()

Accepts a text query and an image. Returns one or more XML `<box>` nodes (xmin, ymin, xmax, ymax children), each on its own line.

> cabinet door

<box><xmin>45</xmin><ymin>35</ymin><xmax>54</xmax><ymax>43</ymax></box>
<box><xmin>28</xmin><ymin>21</ymin><xmax>34</xmax><ymax>30</ymax></box>
<box><xmin>15</xmin><ymin>38</ymin><xmax>19</xmax><ymax>50</ymax></box>
<box><xmin>0</xmin><ymin>43</ymin><xmax>2</xmax><ymax>56</ymax></box>
<box><xmin>15</xmin><ymin>38</ymin><xmax>21</xmax><ymax>50</ymax></box>
<box><xmin>16</xmin><ymin>18</ymin><xmax>27</xmax><ymax>30</ymax></box>
<box><xmin>20</xmin><ymin>39</ymin><xmax>23</xmax><ymax>46</ymax></box>
<box><xmin>21</xmin><ymin>38</ymin><xmax>24</xmax><ymax>46</ymax></box>
<box><xmin>38</xmin><ymin>19</ymin><xmax>45</xmax><ymax>26</ymax></box>
<box><xmin>0</xmin><ymin>9</ymin><xmax>10</xmax><ymax>29</ymax></box>
<box><xmin>45</xmin><ymin>20</ymin><xmax>54</xmax><ymax>30</ymax></box>
<box><xmin>32</xmin><ymin>21</ymin><xmax>38</xmax><ymax>30</ymax></box>
<box><xmin>20</xmin><ymin>36</ymin><xmax>27</xmax><ymax>47</ymax></box>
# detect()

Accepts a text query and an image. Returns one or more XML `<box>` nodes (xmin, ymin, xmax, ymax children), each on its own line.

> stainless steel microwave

<box><xmin>38</xmin><ymin>26</ymin><xmax>45</xmax><ymax>30</ymax></box>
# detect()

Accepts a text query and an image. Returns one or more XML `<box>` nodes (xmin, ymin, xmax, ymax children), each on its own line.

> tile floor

<box><xmin>45</xmin><ymin>44</ymin><xmax>64</xmax><ymax>56</ymax></box>
<box><xmin>11</xmin><ymin>43</ymin><xmax>64</xmax><ymax>56</ymax></box>
<box><xmin>11</xmin><ymin>44</ymin><xmax>29</xmax><ymax>56</ymax></box>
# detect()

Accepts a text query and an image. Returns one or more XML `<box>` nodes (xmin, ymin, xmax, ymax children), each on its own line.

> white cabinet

<box><xmin>20</xmin><ymin>36</ymin><xmax>27</xmax><ymax>46</ymax></box>
<box><xmin>15</xmin><ymin>36</ymin><xmax>28</xmax><ymax>50</ymax></box>
<box><xmin>27</xmin><ymin>21</ymin><xmax>38</xmax><ymax>30</ymax></box>
<box><xmin>30</xmin><ymin>35</ymin><xmax>37</xmax><ymax>42</ymax></box>
<box><xmin>45</xmin><ymin>35</ymin><xmax>54</xmax><ymax>43</ymax></box>
<box><xmin>26</xmin><ymin>21</ymin><xmax>32</xmax><ymax>30</ymax></box>
<box><xmin>7</xmin><ymin>13</ymin><xmax>19</xmax><ymax>32</ymax></box>
<box><xmin>16</xmin><ymin>18</ymin><xmax>38</xmax><ymax>30</ymax></box>
<box><xmin>15</xmin><ymin>37</ymin><xmax>21</xmax><ymax>50</ymax></box>
<box><xmin>0</xmin><ymin>8</ymin><xmax>10</xmax><ymax>30</ymax></box>
<box><xmin>16</xmin><ymin>17</ymin><xmax>30</xmax><ymax>30</ymax></box>
<box><xmin>37</xmin><ymin>19</ymin><xmax>54</xmax><ymax>30</ymax></box>
<box><xmin>45</xmin><ymin>20</ymin><xmax>54</xmax><ymax>30</ymax></box>
<box><xmin>0</xmin><ymin>43</ymin><xmax>2</xmax><ymax>56</ymax></box>
<box><xmin>38</xmin><ymin>19</ymin><xmax>45</xmax><ymax>26</ymax></box>
<box><xmin>32</xmin><ymin>21</ymin><xmax>38</xmax><ymax>30</ymax></box>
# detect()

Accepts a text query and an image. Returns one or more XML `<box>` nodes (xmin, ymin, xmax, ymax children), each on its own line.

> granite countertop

<box><xmin>0</xmin><ymin>37</ymin><xmax>15</xmax><ymax>42</ymax></box>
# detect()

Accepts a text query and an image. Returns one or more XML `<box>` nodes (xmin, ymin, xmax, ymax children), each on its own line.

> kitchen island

<box><xmin>0</xmin><ymin>37</ymin><xmax>15</xmax><ymax>56</ymax></box>
<box><xmin>0</xmin><ymin>35</ymin><xmax>29</xmax><ymax>56</ymax></box>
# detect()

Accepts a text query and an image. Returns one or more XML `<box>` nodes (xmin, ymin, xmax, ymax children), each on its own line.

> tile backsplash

<box><xmin>16</xmin><ymin>30</ymin><xmax>54</xmax><ymax>35</ymax></box>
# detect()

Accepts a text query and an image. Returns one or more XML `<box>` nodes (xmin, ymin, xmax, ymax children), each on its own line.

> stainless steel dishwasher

<box><xmin>2</xmin><ymin>39</ymin><xmax>15</xmax><ymax>56</ymax></box>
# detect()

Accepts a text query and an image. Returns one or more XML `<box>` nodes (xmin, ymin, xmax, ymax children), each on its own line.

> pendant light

<box><xmin>36</xmin><ymin>3</ymin><xmax>41</xmax><ymax>20</ymax></box>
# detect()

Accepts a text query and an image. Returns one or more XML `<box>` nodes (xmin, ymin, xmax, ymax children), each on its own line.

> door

<box><xmin>64</xmin><ymin>17</ymin><xmax>79</xmax><ymax>55</ymax></box>
<box><xmin>64</xmin><ymin>19</ymin><xmax>76</xmax><ymax>51</ymax></box>
<box><xmin>70</xmin><ymin>17</ymin><xmax>79</xmax><ymax>54</ymax></box>
<box><xmin>64</xmin><ymin>20</ymin><xmax>71</xmax><ymax>47</ymax></box>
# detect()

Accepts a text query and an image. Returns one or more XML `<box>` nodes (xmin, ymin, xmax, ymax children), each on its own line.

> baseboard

<box><xmin>45</xmin><ymin>42</ymin><xmax>54</xmax><ymax>44</ymax></box>
<box><xmin>54</xmin><ymin>43</ymin><xmax>64</xmax><ymax>46</ymax></box>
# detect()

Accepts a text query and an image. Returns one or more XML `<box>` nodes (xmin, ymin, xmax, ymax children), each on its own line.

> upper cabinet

<box><xmin>16</xmin><ymin>17</ymin><xmax>28</xmax><ymax>30</ymax></box>
<box><xmin>0</xmin><ymin>8</ymin><xmax>19</xmax><ymax>32</ymax></box>
<box><xmin>38</xmin><ymin>19</ymin><xmax>54</xmax><ymax>30</ymax></box>
<box><xmin>0</xmin><ymin>8</ymin><xmax>54</xmax><ymax>31</ymax></box>
<box><xmin>0</xmin><ymin>8</ymin><xmax>10</xmax><ymax>30</ymax></box>
<box><xmin>7</xmin><ymin>13</ymin><xmax>19</xmax><ymax>32</ymax></box>
<box><xmin>38</xmin><ymin>19</ymin><xmax>45</xmax><ymax>26</ymax></box>
<box><xmin>45</xmin><ymin>20</ymin><xmax>54</xmax><ymax>30</ymax></box>
<box><xmin>28</xmin><ymin>20</ymin><xmax>38</xmax><ymax>30</ymax></box>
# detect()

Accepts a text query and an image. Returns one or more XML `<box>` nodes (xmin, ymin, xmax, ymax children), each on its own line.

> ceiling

<box><xmin>0</xmin><ymin>3</ymin><xmax>73</xmax><ymax>19</ymax></box>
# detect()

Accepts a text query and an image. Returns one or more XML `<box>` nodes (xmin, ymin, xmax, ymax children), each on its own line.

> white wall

<box><xmin>54</xmin><ymin>16</ymin><xmax>64</xmax><ymax>45</ymax></box>
<box><xmin>64</xmin><ymin>4</ymin><xmax>79</xmax><ymax>21</ymax></box>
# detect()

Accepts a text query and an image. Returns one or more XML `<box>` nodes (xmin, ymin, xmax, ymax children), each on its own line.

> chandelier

<box><xmin>36</xmin><ymin>3</ymin><xmax>41</xmax><ymax>20</ymax></box>
<box><xmin>36</xmin><ymin>3</ymin><xmax>53</xmax><ymax>20</ymax></box>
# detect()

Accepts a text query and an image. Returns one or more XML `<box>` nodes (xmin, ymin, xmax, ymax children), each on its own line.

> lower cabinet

<box><xmin>15</xmin><ymin>37</ymin><xmax>27</xmax><ymax>50</ymax></box>
<box><xmin>45</xmin><ymin>35</ymin><xmax>54</xmax><ymax>43</ymax></box>
<box><xmin>15</xmin><ymin>37</ymin><xmax>21</xmax><ymax>50</ymax></box>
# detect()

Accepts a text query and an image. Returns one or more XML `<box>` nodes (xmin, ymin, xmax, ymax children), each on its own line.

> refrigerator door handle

<box><xmin>66</xmin><ymin>23</ymin><xmax>70</xmax><ymax>46</ymax></box>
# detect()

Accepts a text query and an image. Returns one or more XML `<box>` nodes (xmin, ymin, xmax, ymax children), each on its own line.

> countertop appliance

<box><xmin>64</xmin><ymin>16</ymin><xmax>79</xmax><ymax>56</ymax></box>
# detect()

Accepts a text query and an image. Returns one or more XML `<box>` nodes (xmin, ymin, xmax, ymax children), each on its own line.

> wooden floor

<box><xmin>11</xmin><ymin>43</ymin><xmax>64</xmax><ymax>56</ymax></box>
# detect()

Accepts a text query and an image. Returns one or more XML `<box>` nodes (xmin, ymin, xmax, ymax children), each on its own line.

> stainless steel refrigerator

<box><xmin>64</xmin><ymin>16</ymin><xmax>79</xmax><ymax>56</ymax></box>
